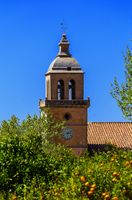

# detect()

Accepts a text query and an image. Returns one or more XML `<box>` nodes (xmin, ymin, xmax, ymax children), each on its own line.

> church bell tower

<box><xmin>39</xmin><ymin>33</ymin><xmax>90</xmax><ymax>154</ymax></box>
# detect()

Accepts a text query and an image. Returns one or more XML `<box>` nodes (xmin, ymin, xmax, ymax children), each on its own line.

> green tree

<box><xmin>0</xmin><ymin>110</ymin><xmax>74</xmax><ymax>196</ymax></box>
<box><xmin>111</xmin><ymin>47</ymin><xmax>132</xmax><ymax>120</ymax></box>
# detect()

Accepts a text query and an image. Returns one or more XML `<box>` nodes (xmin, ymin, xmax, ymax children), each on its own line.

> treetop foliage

<box><xmin>111</xmin><ymin>47</ymin><xmax>132</xmax><ymax>120</ymax></box>
<box><xmin>0</xmin><ymin>112</ymin><xmax>132</xmax><ymax>199</ymax></box>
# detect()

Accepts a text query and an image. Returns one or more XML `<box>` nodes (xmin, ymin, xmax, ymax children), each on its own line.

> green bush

<box><xmin>0</xmin><ymin>113</ymin><xmax>75</xmax><ymax>199</ymax></box>
<box><xmin>0</xmin><ymin>114</ymin><xmax>132</xmax><ymax>199</ymax></box>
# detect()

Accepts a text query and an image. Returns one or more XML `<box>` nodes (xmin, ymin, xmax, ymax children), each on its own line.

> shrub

<box><xmin>0</xmin><ymin>114</ymin><xmax>132</xmax><ymax>199</ymax></box>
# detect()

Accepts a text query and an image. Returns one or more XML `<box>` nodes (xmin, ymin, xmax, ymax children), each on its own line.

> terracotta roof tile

<box><xmin>87</xmin><ymin>122</ymin><xmax>132</xmax><ymax>149</ymax></box>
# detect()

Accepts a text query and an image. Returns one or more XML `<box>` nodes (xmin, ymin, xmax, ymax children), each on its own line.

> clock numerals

<box><xmin>63</xmin><ymin>128</ymin><xmax>73</xmax><ymax>140</ymax></box>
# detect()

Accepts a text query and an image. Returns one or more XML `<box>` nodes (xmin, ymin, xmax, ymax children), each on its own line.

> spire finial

<box><xmin>60</xmin><ymin>21</ymin><xmax>67</xmax><ymax>34</ymax></box>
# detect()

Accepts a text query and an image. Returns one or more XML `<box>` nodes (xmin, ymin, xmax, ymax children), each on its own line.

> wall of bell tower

<box><xmin>46</xmin><ymin>72</ymin><xmax>84</xmax><ymax>100</ymax></box>
<box><xmin>39</xmin><ymin>33</ymin><xmax>90</xmax><ymax>155</ymax></box>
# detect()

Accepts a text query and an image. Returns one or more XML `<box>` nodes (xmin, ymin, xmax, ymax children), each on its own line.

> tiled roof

<box><xmin>87</xmin><ymin>122</ymin><xmax>132</xmax><ymax>149</ymax></box>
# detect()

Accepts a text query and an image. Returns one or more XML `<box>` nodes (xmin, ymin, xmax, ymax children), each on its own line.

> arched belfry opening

<box><xmin>68</xmin><ymin>80</ymin><xmax>75</xmax><ymax>100</ymax></box>
<box><xmin>58</xmin><ymin>80</ymin><xmax>64</xmax><ymax>100</ymax></box>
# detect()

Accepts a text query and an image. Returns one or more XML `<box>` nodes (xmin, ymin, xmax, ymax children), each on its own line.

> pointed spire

<box><xmin>57</xmin><ymin>33</ymin><xmax>71</xmax><ymax>57</ymax></box>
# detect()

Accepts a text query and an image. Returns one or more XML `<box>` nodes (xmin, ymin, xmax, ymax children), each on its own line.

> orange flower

<box><xmin>112</xmin><ymin>172</ymin><xmax>120</xmax><ymax>177</ymax></box>
<box><xmin>87</xmin><ymin>191</ymin><xmax>93</xmax><ymax>197</ymax></box>
<box><xmin>85</xmin><ymin>182</ymin><xmax>90</xmax><ymax>187</ymax></box>
<box><xmin>112</xmin><ymin>197</ymin><xmax>119</xmax><ymax>200</ymax></box>
<box><xmin>112</xmin><ymin>178</ymin><xmax>117</xmax><ymax>182</ymax></box>
<box><xmin>104</xmin><ymin>194</ymin><xmax>110</xmax><ymax>200</ymax></box>
<box><xmin>91</xmin><ymin>183</ymin><xmax>96</xmax><ymax>188</ymax></box>
<box><xmin>80</xmin><ymin>176</ymin><xmax>86</xmax><ymax>183</ymax></box>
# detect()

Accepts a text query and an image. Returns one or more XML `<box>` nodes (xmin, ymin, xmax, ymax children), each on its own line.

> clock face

<box><xmin>63</xmin><ymin>127</ymin><xmax>73</xmax><ymax>140</ymax></box>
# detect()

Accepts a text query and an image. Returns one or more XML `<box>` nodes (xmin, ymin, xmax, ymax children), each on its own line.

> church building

<box><xmin>39</xmin><ymin>34</ymin><xmax>132</xmax><ymax>153</ymax></box>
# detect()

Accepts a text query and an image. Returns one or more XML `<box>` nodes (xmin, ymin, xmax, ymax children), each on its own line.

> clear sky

<box><xmin>0</xmin><ymin>0</ymin><xmax>132</xmax><ymax>122</ymax></box>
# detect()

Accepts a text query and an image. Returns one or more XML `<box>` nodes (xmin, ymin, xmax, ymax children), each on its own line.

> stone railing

<box><xmin>39</xmin><ymin>98</ymin><xmax>90</xmax><ymax>107</ymax></box>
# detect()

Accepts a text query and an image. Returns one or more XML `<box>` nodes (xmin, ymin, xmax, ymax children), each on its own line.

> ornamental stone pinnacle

<box><xmin>57</xmin><ymin>33</ymin><xmax>71</xmax><ymax>57</ymax></box>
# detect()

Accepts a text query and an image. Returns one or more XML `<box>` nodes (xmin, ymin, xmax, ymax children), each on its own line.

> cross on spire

<box><xmin>60</xmin><ymin>21</ymin><xmax>67</xmax><ymax>34</ymax></box>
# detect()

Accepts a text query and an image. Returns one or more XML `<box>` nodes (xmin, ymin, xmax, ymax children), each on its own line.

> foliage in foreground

<box><xmin>0</xmin><ymin>115</ymin><xmax>132</xmax><ymax>200</ymax></box>
<box><xmin>111</xmin><ymin>47</ymin><xmax>132</xmax><ymax>120</ymax></box>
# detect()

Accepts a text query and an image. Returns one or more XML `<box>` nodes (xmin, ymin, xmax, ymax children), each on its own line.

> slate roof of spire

<box><xmin>47</xmin><ymin>34</ymin><xmax>83</xmax><ymax>72</ymax></box>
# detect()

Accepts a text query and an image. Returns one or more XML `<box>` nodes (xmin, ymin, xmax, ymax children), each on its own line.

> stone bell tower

<box><xmin>39</xmin><ymin>33</ymin><xmax>90</xmax><ymax>154</ymax></box>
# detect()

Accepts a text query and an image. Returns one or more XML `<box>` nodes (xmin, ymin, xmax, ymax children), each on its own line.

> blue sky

<box><xmin>0</xmin><ymin>0</ymin><xmax>131</xmax><ymax>122</ymax></box>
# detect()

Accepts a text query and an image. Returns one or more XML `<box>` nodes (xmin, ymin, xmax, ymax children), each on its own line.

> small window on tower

<box><xmin>64</xmin><ymin>113</ymin><xmax>71</xmax><ymax>120</ymax></box>
<box><xmin>58</xmin><ymin>80</ymin><xmax>64</xmax><ymax>100</ymax></box>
